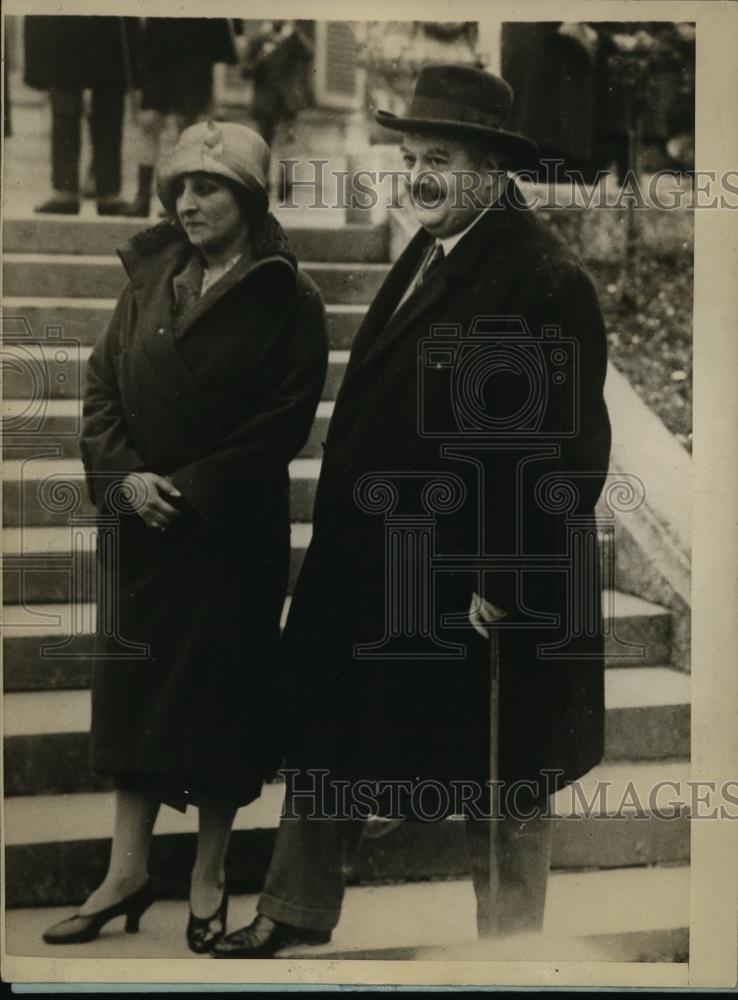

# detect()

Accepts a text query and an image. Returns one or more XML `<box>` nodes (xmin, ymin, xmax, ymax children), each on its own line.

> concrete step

<box><xmin>2</xmin><ymin>399</ymin><xmax>335</xmax><ymax>460</ymax></box>
<box><xmin>3</xmin><ymin>254</ymin><xmax>390</xmax><ymax>304</ymax></box>
<box><xmin>2</xmin><ymin>520</ymin><xmax>616</xmax><ymax>606</ymax></box>
<box><xmin>2</xmin><ymin>217</ymin><xmax>390</xmax><ymax>262</ymax></box>
<box><xmin>3</xmin><ymin>669</ymin><xmax>689</xmax><ymax>796</ymax></box>
<box><xmin>4</xmin><ymin>760</ymin><xmax>690</xmax><ymax>907</ymax></box>
<box><xmin>3</xmin><ymin>866</ymin><xmax>689</xmax><ymax>960</ymax></box>
<box><xmin>2</xmin><ymin>297</ymin><xmax>364</xmax><ymax>349</ymax></box>
<box><xmin>2</xmin><ymin>456</ymin><xmax>321</xmax><ymax>526</ymax></box>
<box><xmin>2</xmin><ymin>589</ymin><xmax>674</xmax><ymax>694</ymax></box>
<box><xmin>1</xmin><ymin>344</ymin><xmax>349</xmax><ymax>401</ymax></box>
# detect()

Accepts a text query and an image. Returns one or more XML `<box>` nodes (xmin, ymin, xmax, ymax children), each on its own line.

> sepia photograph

<box><xmin>1</xmin><ymin>0</ymin><xmax>736</xmax><ymax>990</ymax></box>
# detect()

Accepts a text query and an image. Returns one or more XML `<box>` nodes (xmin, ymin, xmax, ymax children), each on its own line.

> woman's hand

<box><xmin>122</xmin><ymin>472</ymin><xmax>183</xmax><ymax>531</ymax></box>
<box><xmin>469</xmin><ymin>592</ymin><xmax>508</xmax><ymax>639</ymax></box>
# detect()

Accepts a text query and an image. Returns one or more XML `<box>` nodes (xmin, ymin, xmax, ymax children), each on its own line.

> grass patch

<box><xmin>593</xmin><ymin>255</ymin><xmax>693</xmax><ymax>453</ymax></box>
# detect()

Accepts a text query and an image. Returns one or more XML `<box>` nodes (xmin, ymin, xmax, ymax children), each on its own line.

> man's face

<box><xmin>401</xmin><ymin>132</ymin><xmax>495</xmax><ymax>238</ymax></box>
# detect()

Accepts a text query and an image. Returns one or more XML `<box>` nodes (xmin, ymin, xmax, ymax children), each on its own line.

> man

<box><xmin>242</xmin><ymin>20</ymin><xmax>315</xmax><ymax>149</ymax></box>
<box><xmin>215</xmin><ymin>64</ymin><xmax>611</xmax><ymax>958</ymax></box>
<box><xmin>24</xmin><ymin>15</ymin><xmax>140</xmax><ymax>216</ymax></box>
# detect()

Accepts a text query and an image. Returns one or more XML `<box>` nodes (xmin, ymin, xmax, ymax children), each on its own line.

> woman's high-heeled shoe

<box><xmin>42</xmin><ymin>879</ymin><xmax>155</xmax><ymax>945</ymax></box>
<box><xmin>186</xmin><ymin>886</ymin><xmax>229</xmax><ymax>954</ymax></box>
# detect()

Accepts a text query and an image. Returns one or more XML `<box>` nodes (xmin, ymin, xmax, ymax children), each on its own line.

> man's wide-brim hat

<box><xmin>157</xmin><ymin>120</ymin><xmax>271</xmax><ymax>215</ymax></box>
<box><xmin>375</xmin><ymin>64</ymin><xmax>538</xmax><ymax>166</ymax></box>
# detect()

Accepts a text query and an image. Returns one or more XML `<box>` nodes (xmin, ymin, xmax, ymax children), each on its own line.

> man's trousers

<box><xmin>50</xmin><ymin>86</ymin><xmax>124</xmax><ymax>198</ymax></box>
<box><xmin>257</xmin><ymin>795</ymin><xmax>553</xmax><ymax>937</ymax></box>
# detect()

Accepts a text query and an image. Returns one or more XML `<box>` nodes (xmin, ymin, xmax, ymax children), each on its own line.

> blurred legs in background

<box><xmin>36</xmin><ymin>85</ymin><xmax>127</xmax><ymax>215</ymax></box>
<box><xmin>124</xmin><ymin>47</ymin><xmax>217</xmax><ymax>218</ymax></box>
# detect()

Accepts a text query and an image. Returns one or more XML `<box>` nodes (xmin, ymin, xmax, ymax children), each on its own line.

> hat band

<box><xmin>406</xmin><ymin>94</ymin><xmax>507</xmax><ymax>131</ymax></box>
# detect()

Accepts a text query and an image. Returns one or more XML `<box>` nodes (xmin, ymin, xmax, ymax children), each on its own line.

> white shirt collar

<box><xmin>436</xmin><ymin>208</ymin><xmax>489</xmax><ymax>257</ymax></box>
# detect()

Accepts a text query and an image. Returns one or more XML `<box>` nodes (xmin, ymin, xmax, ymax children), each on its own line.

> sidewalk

<box><xmin>5</xmin><ymin>867</ymin><xmax>688</xmax><ymax>961</ymax></box>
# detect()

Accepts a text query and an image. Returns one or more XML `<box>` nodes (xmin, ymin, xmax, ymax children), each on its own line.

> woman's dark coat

<box><xmin>24</xmin><ymin>16</ymin><xmax>141</xmax><ymax>93</ymax></box>
<box><xmin>81</xmin><ymin>216</ymin><xmax>328</xmax><ymax>798</ymax></box>
<box><xmin>281</xmin><ymin>180</ymin><xmax>611</xmax><ymax>818</ymax></box>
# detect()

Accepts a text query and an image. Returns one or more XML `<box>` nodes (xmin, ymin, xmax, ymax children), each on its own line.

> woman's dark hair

<box><xmin>170</xmin><ymin>172</ymin><xmax>268</xmax><ymax>232</ymax></box>
<box><xmin>217</xmin><ymin>174</ymin><xmax>269</xmax><ymax>229</ymax></box>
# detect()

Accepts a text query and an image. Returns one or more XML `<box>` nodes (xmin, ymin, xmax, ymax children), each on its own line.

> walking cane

<box><xmin>487</xmin><ymin>625</ymin><xmax>502</xmax><ymax>936</ymax></box>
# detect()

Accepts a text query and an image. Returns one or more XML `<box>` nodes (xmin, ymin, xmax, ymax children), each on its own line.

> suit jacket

<box><xmin>281</xmin><ymin>179</ymin><xmax>612</xmax><ymax>816</ymax></box>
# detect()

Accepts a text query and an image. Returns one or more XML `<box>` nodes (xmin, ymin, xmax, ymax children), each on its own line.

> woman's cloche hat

<box><xmin>375</xmin><ymin>63</ymin><xmax>538</xmax><ymax>166</ymax></box>
<box><xmin>157</xmin><ymin>120</ymin><xmax>271</xmax><ymax>215</ymax></box>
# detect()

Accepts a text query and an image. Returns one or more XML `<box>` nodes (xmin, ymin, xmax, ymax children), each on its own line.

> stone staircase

<box><xmin>2</xmin><ymin>214</ymin><xmax>690</xmax><ymax>958</ymax></box>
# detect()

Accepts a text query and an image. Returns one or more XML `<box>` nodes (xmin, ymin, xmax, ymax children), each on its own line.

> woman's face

<box><xmin>176</xmin><ymin>173</ymin><xmax>248</xmax><ymax>253</ymax></box>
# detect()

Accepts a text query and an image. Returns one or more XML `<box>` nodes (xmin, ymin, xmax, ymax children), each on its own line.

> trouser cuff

<box><xmin>258</xmin><ymin>892</ymin><xmax>340</xmax><ymax>932</ymax></box>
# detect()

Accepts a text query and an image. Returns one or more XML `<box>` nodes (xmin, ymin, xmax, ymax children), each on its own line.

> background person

<box><xmin>241</xmin><ymin>20</ymin><xmax>314</xmax><ymax>148</ymax></box>
<box><xmin>41</xmin><ymin>121</ymin><xmax>329</xmax><ymax>953</ymax></box>
<box><xmin>124</xmin><ymin>18</ymin><xmax>240</xmax><ymax>218</ymax></box>
<box><xmin>23</xmin><ymin>15</ymin><xmax>139</xmax><ymax>215</ymax></box>
<box><xmin>241</xmin><ymin>20</ymin><xmax>314</xmax><ymax>198</ymax></box>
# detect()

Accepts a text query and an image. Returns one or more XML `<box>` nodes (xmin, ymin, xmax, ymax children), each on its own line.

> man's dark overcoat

<box><xmin>140</xmin><ymin>17</ymin><xmax>237</xmax><ymax>67</ymax></box>
<box><xmin>23</xmin><ymin>16</ymin><xmax>141</xmax><ymax>93</ymax></box>
<box><xmin>502</xmin><ymin>23</ymin><xmax>597</xmax><ymax>172</ymax></box>
<box><xmin>81</xmin><ymin>215</ymin><xmax>328</xmax><ymax>803</ymax></box>
<box><xmin>282</xmin><ymin>180</ymin><xmax>611</xmax><ymax>816</ymax></box>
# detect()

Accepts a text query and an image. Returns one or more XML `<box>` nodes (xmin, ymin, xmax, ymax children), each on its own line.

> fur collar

<box><xmin>121</xmin><ymin>212</ymin><xmax>297</xmax><ymax>271</ymax></box>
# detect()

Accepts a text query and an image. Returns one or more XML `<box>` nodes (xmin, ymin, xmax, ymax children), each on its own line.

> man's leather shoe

<box><xmin>212</xmin><ymin>913</ymin><xmax>331</xmax><ymax>958</ymax></box>
<box><xmin>35</xmin><ymin>196</ymin><xmax>80</xmax><ymax>215</ymax></box>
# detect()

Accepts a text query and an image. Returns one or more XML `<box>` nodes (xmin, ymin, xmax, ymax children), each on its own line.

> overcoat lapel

<box><xmin>347</xmin><ymin>196</ymin><xmax>521</xmax><ymax>382</ymax></box>
<box><xmin>175</xmin><ymin>252</ymin><xmax>294</xmax><ymax>339</ymax></box>
<box><xmin>122</xmin><ymin>236</ymin><xmax>295</xmax><ymax>436</ymax></box>
<box><xmin>126</xmin><ymin>246</ymin><xmax>216</xmax><ymax>436</ymax></box>
<box><xmin>352</xmin><ymin>267</ymin><xmax>452</xmax><ymax>375</ymax></box>
<box><xmin>346</xmin><ymin>226</ymin><xmax>432</xmax><ymax>373</ymax></box>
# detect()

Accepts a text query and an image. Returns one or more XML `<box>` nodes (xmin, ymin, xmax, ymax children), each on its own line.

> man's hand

<box><xmin>122</xmin><ymin>472</ymin><xmax>183</xmax><ymax>532</ymax></box>
<box><xmin>469</xmin><ymin>592</ymin><xmax>508</xmax><ymax>638</ymax></box>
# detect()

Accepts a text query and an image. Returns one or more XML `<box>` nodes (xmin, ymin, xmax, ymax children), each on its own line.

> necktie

<box><xmin>391</xmin><ymin>241</ymin><xmax>446</xmax><ymax>318</ymax></box>
<box><xmin>415</xmin><ymin>242</ymin><xmax>445</xmax><ymax>290</ymax></box>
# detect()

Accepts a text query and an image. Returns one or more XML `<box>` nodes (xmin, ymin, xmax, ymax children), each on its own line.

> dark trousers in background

<box><xmin>257</xmin><ymin>794</ymin><xmax>554</xmax><ymax>936</ymax></box>
<box><xmin>50</xmin><ymin>86</ymin><xmax>125</xmax><ymax>197</ymax></box>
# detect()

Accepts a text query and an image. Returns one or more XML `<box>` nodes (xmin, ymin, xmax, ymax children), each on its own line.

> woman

<box><xmin>42</xmin><ymin>121</ymin><xmax>329</xmax><ymax>951</ymax></box>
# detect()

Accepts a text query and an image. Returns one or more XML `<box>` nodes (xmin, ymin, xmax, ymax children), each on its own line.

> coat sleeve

<box><xmin>479</xmin><ymin>256</ymin><xmax>611</xmax><ymax>613</ymax></box>
<box><xmin>169</xmin><ymin>284</ymin><xmax>329</xmax><ymax>524</ymax></box>
<box><xmin>80</xmin><ymin>284</ymin><xmax>147</xmax><ymax>508</ymax></box>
